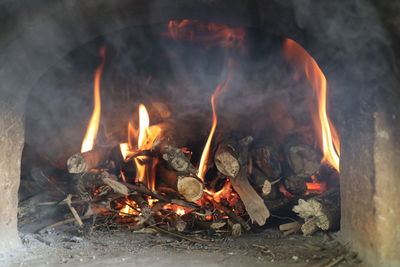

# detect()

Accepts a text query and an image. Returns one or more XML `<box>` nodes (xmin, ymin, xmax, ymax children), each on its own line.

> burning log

<box><xmin>251</xmin><ymin>144</ymin><xmax>281</xmax><ymax>178</ymax></box>
<box><xmin>157</xmin><ymin>165</ymin><xmax>204</xmax><ymax>202</ymax></box>
<box><xmin>67</xmin><ymin>146</ymin><xmax>112</xmax><ymax>174</ymax></box>
<box><xmin>284</xmin><ymin>143</ymin><xmax>321</xmax><ymax>177</ymax></box>
<box><xmin>214</xmin><ymin>136</ymin><xmax>270</xmax><ymax>226</ymax></box>
<box><xmin>292</xmin><ymin>186</ymin><xmax>340</xmax><ymax>236</ymax></box>
<box><xmin>283</xmin><ymin>174</ymin><xmax>308</xmax><ymax>196</ymax></box>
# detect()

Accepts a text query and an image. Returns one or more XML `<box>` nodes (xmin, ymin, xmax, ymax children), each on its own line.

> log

<box><xmin>284</xmin><ymin>143</ymin><xmax>321</xmax><ymax>177</ymax></box>
<box><xmin>283</xmin><ymin>174</ymin><xmax>308</xmax><ymax>196</ymax></box>
<box><xmin>67</xmin><ymin>146</ymin><xmax>112</xmax><ymax>174</ymax></box>
<box><xmin>215</xmin><ymin>136</ymin><xmax>270</xmax><ymax>226</ymax></box>
<box><xmin>159</xmin><ymin>145</ymin><xmax>198</xmax><ymax>176</ymax></box>
<box><xmin>251</xmin><ymin>144</ymin><xmax>281</xmax><ymax>178</ymax></box>
<box><xmin>292</xmin><ymin>186</ymin><xmax>340</xmax><ymax>236</ymax></box>
<box><xmin>250</xmin><ymin>166</ymin><xmax>280</xmax><ymax>197</ymax></box>
<box><xmin>157</xmin><ymin>165</ymin><xmax>204</xmax><ymax>202</ymax></box>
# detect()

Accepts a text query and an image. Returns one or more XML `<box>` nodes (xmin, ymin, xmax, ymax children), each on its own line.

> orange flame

<box><xmin>119</xmin><ymin>199</ymin><xmax>140</xmax><ymax>217</ymax></box>
<box><xmin>283</xmin><ymin>39</ymin><xmax>340</xmax><ymax>172</ymax></box>
<box><xmin>197</xmin><ymin>60</ymin><xmax>234</xmax><ymax>180</ymax></box>
<box><xmin>81</xmin><ymin>46</ymin><xmax>106</xmax><ymax>153</ymax></box>
<box><xmin>165</xmin><ymin>20</ymin><xmax>246</xmax><ymax>49</ymax></box>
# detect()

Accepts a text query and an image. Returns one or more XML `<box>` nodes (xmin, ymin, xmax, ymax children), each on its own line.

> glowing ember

<box><xmin>176</xmin><ymin>208</ymin><xmax>185</xmax><ymax>216</ymax></box>
<box><xmin>305</xmin><ymin>182</ymin><xmax>326</xmax><ymax>195</ymax></box>
<box><xmin>283</xmin><ymin>39</ymin><xmax>340</xmax><ymax>172</ymax></box>
<box><xmin>81</xmin><ymin>46</ymin><xmax>106</xmax><ymax>153</ymax></box>
<box><xmin>197</xmin><ymin>59</ymin><xmax>234</xmax><ymax>180</ymax></box>
<box><xmin>163</xmin><ymin>203</ymin><xmax>191</xmax><ymax>216</ymax></box>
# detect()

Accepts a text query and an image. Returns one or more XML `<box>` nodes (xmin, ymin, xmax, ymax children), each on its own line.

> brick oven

<box><xmin>0</xmin><ymin>1</ymin><xmax>399</xmax><ymax>266</ymax></box>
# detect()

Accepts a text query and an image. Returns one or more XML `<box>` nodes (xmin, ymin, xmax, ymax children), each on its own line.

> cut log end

<box><xmin>214</xmin><ymin>151</ymin><xmax>240</xmax><ymax>177</ymax></box>
<box><xmin>67</xmin><ymin>153</ymin><xmax>87</xmax><ymax>174</ymax></box>
<box><xmin>177</xmin><ymin>176</ymin><xmax>204</xmax><ymax>202</ymax></box>
<box><xmin>292</xmin><ymin>187</ymin><xmax>340</xmax><ymax>236</ymax></box>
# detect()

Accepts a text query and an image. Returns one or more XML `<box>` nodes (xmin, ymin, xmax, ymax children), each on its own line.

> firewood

<box><xmin>279</xmin><ymin>221</ymin><xmax>302</xmax><ymax>236</ymax></box>
<box><xmin>157</xmin><ymin>165</ymin><xmax>204</xmax><ymax>202</ymax></box>
<box><xmin>214</xmin><ymin>136</ymin><xmax>270</xmax><ymax>226</ymax></box>
<box><xmin>284</xmin><ymin>143</ymin><xmax>321</xmax><ymax>177</ymax></box>
<box><xmin>283</xmin><ymin>174</ymin><xmax>308</xmax><ymax>196</ymax></box>
<box><xmin>67</xmin><ymin>146</ymin><xmax>112</xmax><ymax>174</ymax></box>
<box><xmin>292</xmin><ymin>186</ymin><xmax>340</xmax><ymax>236</ymax></box>
<box><xmin>251</xmin><ymin>144</ymin><xmax>281</xmax><ymax>178</ymax></box>
<box><xmin>250</xmin><ymin>166</ymin><xmax>280</xmax><ymax>197</ymax></box>
<box><xmin>159</xmin><ymin>145</ymin><xmax>198</xmax><ymax>175</ymax></box>
<box><xmin>210</xmin><ymin>199</ymin><xmax>251</xmax><ymax>231</ymax></box>
<box><xmin>72</xmin><ymin>171</ymin><xmax>117</xmax><ymax>200</ymax></box>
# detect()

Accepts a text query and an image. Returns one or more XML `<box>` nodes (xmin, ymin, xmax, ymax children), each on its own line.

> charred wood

<box><xmin>251</xmin><ymin>144</ymin><xmax>281</xmax><ymax>178</ymax></box>
<box><xmin>284</xmin><ymin>143</ymin><xmax>321</xmax><ymax>177</ymax></box>
<box><xmin>67</xmin><ymin>146</ymin><xmax>112</xmax><ymax>174</ymax></box>
<box><xmin>283</xmin><ymin>174</ymin><xmax>308</xmax><ymax>196</ymax></box>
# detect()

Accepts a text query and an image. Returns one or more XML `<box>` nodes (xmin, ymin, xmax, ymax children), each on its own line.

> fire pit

<box><xmin>1</xmin><ymin>1</ymin><xmax>399</xmax><ymax>266</ymax></box>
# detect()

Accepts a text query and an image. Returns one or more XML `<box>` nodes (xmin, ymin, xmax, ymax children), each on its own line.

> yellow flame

<box><xmin>198</xmin><ymin>59</ymin><xmax>234</xmax><ymax>180</ymax></box>
<box><xmin>283</xmin><ymin>39</ymin><xmax>340</xmax><ymax>172</ymax></box>
<box><xmin>176</xmin><ymin>208</ymin><xmax>185</xmax><ymax>216</ymax></box>
<box><xmin>138</xmin><ymin>104</ymin><xmax>150</xmax><ymax>148</ymax></box>
<box><xmin>81</xmin><ymin>47</ymin><xmax>106</xmax><ymax>153</ymax></box>
<box><xmin>135</xmin><ymin>104</ymin><xmax>161</xmax><ymax>190</ymax></box>
<box><xmin>120</xmin><ymin>143</ymin><xmax>129</xmax><ymax>160</ymax></box>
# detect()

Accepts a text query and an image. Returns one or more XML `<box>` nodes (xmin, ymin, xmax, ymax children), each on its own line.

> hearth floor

<box><xmin>3</xmin><ymin>228</ymin><xmax>359</xmax><ymax>267</ymax></box>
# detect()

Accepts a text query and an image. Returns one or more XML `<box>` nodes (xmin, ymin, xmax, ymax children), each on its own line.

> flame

<box><xmin>165</xmin><ymin>20</ymin><xmax>246</xmax><ymax>49</ymax></box>
<box><xmin>120</xmin><ymin>143</ymin><xmax>129</xmax><ymax>160</ymax></box>
<box><xmin>283</xmin><ymin>39</ymin><xmax>340</xmax><ymax>172</ymax></box>
<box><xmin>163</xmin><ymin>203</ymin><xmax>191</xmax><ymax>216</ymax></box>
<box><xmin>138</xmin><ymin>104</ymin><xmax>150</xmax><ymax>148</ymax></box>
<box><xmin>197</xmin><ymin>60</ymin><xmax>234</xmax><ymax>180</ymax></box>
<box><xmin>135</xmin><ymin>104</ymin><xmax>161</xmax><ymax>190</ymax></box>
<box><xmin>176</xmin><ymin>208</ymin><xmax>186</xmax><ymax>216</ymax></box>
<box><xmin>119</xmin><ymin>199</ymin><xmax>140</xmax><ymax>217</ymax></box>
<box><xmin>81</xmin><ymin>46</ymin><xmax>106</xmax><ymax>153</ymax></box>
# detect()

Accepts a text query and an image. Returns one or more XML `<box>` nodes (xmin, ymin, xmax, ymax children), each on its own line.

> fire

<box><xmin>305</xmin><ymin>182</ymin><xmax>326</xmax><ymax>195</ymax></box>
<box><xmin>119</xmin><ymin>199</ymin><xmax>140</xmax><ymax>217</ymax></box>
<box><xmin>119</xmin><ymin>104</ymin><xmax>162</xmax><ymax>190</ymax></box>
<box><xmin>119</xmin><ymin>143</ymin><xmax>129</xmax><ymax>160</ymax></box>
<box><xmin>197</xmin><ymin>60</ymin><xmax>234</xmax><ymax>180</ymax></box>
<box><xmin>81</xmin><ymin>46</ymin><xmax>106</xmax><ymax>153</ymax></box>
<box><xmin>138</xmin><ymin>104</ymin><xmax>150</xmax><ymax>148</ymax></box>
<box><xmin>176</xmin><ymin>208</ymin><xmax>186</xmax><ymax>216</ymax></box>
<box><xmin>165</xmin><ymin>20</ymin><xmax>246</xmax><ymax>49</ymax></box>
<box><xmin>163</xmin><ymin>203</ymin><xmax>191</xmax><ymax>216</ymax></box>
<box><xmin>283</xmin><ymin>39</ymin><xmax>340</xmax><ymax>172</ymax></box>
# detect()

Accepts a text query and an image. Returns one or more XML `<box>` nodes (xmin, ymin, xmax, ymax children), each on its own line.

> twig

<box><xmin>123</xmin><ymin>182</ymin><xmax>198</xmax><ymax>209</ymax></box>
<box><xmin>210</xmin><ymin>199</ymin><xmax>251</xmax><ymax>231</ymax></box>
<box><xmin>38</xmin><ymin>216</ymin><xmax>92</xmax><ymax>234</ymax></box>
<box><xmin>324</xmin><ymin>255</ymin><xmax>345</xmax><ymax>267</ymax></box>
<box><xmin>65</xmin><ymin>194</ymin><xmax>83</xmax><ymax>227</ymax></box>
<box><xmin>149</xmin><ymin>225</ymin><xmax>210</xmax><ymax>244</ymax></box>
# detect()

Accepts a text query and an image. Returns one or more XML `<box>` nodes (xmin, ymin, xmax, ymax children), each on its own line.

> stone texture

<box><xmin>0</xmin><ymin>98</ymin><xmax>24</xmax><ymax>251</ymax></box>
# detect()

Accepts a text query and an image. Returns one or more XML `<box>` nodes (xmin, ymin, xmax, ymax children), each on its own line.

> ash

<box><xmin>4</xmin><ymin>227</ymin><xmax>359</xmax><ymax>267</ymax></box>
